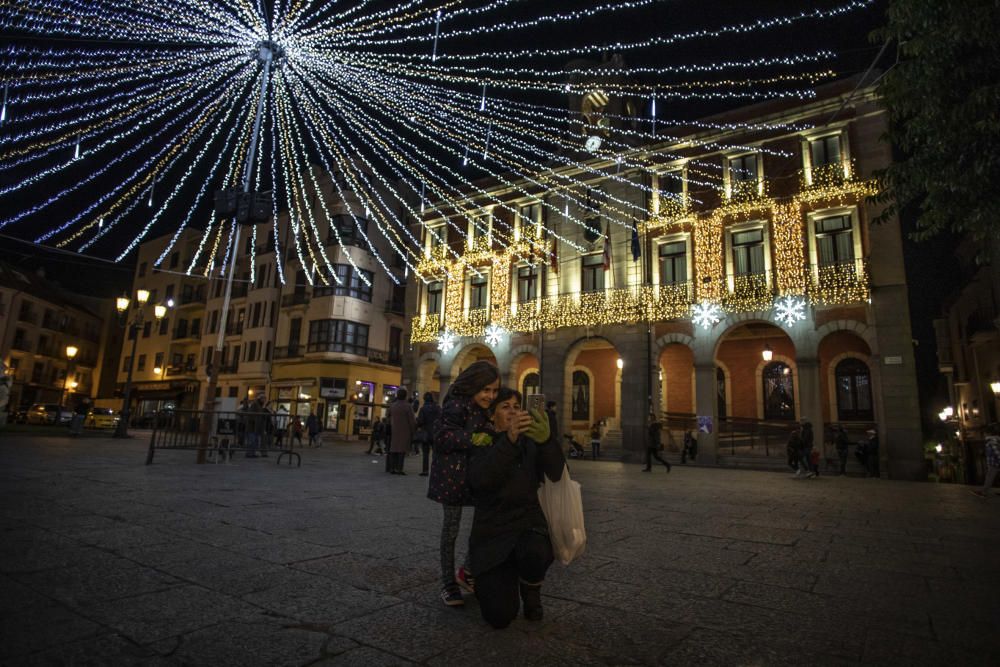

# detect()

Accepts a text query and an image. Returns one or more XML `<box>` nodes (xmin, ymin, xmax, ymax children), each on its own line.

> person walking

<box><xmin>970</xmin><ymin>423</ymin><xmax>1000</xmax><ymax>498</ymax></box>
<box><xmin>257</xmin><ymin>397</ymin><xmax>273</xmax><ymax>458</ymax></box>
<box><xmin>416</xmin><ymin>392</ymin><xmax>441</xmax><ymax>477</ymax></box>
<box><xmin>834</xmin><ymin>425</ymin><xmax>850</xmax><ymax>475</ymax></box>
<box><xmin>864</xmin><ymin>428</ymin><xmax>880</xmax><ymax>478</ymax></box>
<box><xmin>589</xmin><ymin>421</ymin><xmax>602</xmax><ymax>460</ymax></box>
<box><xmin>643</xmin><ymin>413</ymin><xmax>671</xmax><ymax>472</ymax></box>
<box><xmin>787</xmin><ymin>425</ymin><xmax>803</xmax><ymax>475</ymax></box>
<box><xmin>305</xmin><ymin>410</ymin><xmax>320</xmax><ymax>447</ymax></box>
<box><xmin>468</xmin><ymin>388</ymin><xmax>565</xmax><ymax>628</ymax></box>
<box><xmin>241</xmin><ymin>397</ymin><xmax>260</xmax><ymax>458</ymax></box>
<box><xmin>290</xmin><ymin>415</ymin><xmax>304</xmax><ymax>448</ymax></box>
<box><xmin>273</xmin><ymin>404</ymin><xmax>289</xmax><ymax>450</ymax></box>
<box><xmin>69</xmin><ymin>397</ymin><xmax>89</xmax><ymax>437</ymax></box>
<box><xmin>388</xmin><ymin>388</ymin><xmax>416</xmax><ymax>475</ymax></box>
<box><xmin>428</xmin><ymin>360</ymin><xmax>500</xmax><ymax>607</ymax></box>
<box><xmin>799</xmin><ymin>419</ymin><xmax>816</xmax><ymax>478</ymax></box>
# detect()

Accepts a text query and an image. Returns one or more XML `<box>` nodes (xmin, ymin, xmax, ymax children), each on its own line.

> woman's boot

<box><xmin>519</xmin><ymin>581</ymin><xmax>543</xmax><ymax>621</ymax></box>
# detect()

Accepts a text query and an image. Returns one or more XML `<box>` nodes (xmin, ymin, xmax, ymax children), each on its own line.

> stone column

<box><xmin>796</xmin><ymin>358</ymin><xmax>824</xmax><ymax>431</ymax></box>
<box><xmin>693</xmin><ymin>362</ymin><xmax>719</xmax><ymax>464</ymax></box>
<box><xmin>619</xmin><ymin>336</ymin><xmax>649</xmax><ymax>457</ymax></box>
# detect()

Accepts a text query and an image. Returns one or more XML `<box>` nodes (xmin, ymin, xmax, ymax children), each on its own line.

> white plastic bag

<box><xmin>537</xmin><ymin>464</ymin><xmax>586</xmax><ymax>565</ymax></box>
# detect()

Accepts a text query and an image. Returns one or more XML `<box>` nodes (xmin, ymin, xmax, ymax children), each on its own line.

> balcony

<box><xmin>11</xmin><ymin>338</ymin><xmax>31</xmax><ymax>352</ymax></box>
<box><xmin>808</xmin><ymin>258</ymin><xmax>869</xmax><ymax>306</ymax></box>
<box><xmin>224</xmin><ymin>322</ymin><xmax>244</xmax><ymax>336</ymax></box>
<box><xmin>218</xmin><ymin>362</ymin><xmax>239</xmax><ymax>374</ymax></box>
<box><xmin>722</xmin><ymin>271</ymin><xmax>776</xmax><ymax>314</ymax></box>
<box><xmin>273</xmin><ymin>345</ymin><xmax>303</xmax><ymax>360</ymax></box>
<box><xmin>172</xmin><ymin>325</ymin><xmax>201</xmax><ymax>340</ymax></box>
<box><xmin>177</xmin><ymin>286</ymin><xmax>206</xmax><ymax>306</ymax></box>
<box><xmin>384</xmin><ymin>298</ymin><xmax>405</xmax><ymax>316</ymax></box>
<box><xmin>306</xmin><ymin>342</ymin><xmax>368</xmax><ymax>356</ymax></box>
<box><xmin>368</xmin><ymin>348</ymin><xmax>403</xmax><ymax>366</ymax></box>
<box><xmin>17</xmin><ymin>309</ymin><xmax>38</xmax><ymax>325</ymax></box>
<box><xmin>165</xmin><ymin>364</ymin><xmax>198</xmax><ymax>377</ymax></box>
<box><xmin>281</xmin><ymin>292</ymin><xmax>310</xmax><ymax>308</ymax></box>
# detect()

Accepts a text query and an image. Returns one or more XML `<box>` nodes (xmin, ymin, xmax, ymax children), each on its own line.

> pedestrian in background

<box><xmin>787</xmin><ymin>425</ymin><xmax>803</xmax><ymax>475</ymax></box>
<box><xmin>389</xmin><ymin>388</ymin><xmax>416</xmax><ymax>475</ymax></box>
<box><xmin>545</xmin><ymin>401</ymin><xmax>559</xmax><ymax>443</ymax></box>
<box><xmin>70</xmin><ymin>397</ymin><xmax>89</xmax><ymax>437</ymax></box>
<box><xmin>306</xmin><ymin>410</ymin><xmax>320</xmax><ymax>447</ymax></box>
<box><xmin>681</xmin><ymin>430</ymin><xmax>695</xmax><ymax>464</ymax></box>
<box><xmin>589</xmin><ymin>421</ymin><xmax>602</xmax><ymax>460</ymax></box>
<box><xmin>290</xmin><ymin>415</ymin><xmax>304</xmax><ymax>448</ymax></box>
<box><xmin>834</xmin><ymin>425</ymin><xmax>850</xmax><ymax>475</ymax></box>
<box><xmin>429</xmin><ymin>360</ymin><xmax>500</xmax><ymax>607</ymax></box>
<box><xmin>970</xmin><ymin>423</ymin><xmax>1000</xmax><ymax>498</ymax></box>
<box><xmin>865</xmin><ymin>428</ymin><xmax>880</xmax><ymax>478</ymax></box>
<box><xmin>369</xmin><ymin>417</ymin><xmax>384</xmax><ymax>455</ymax></box>
<box><xmin>799</xmin><ymin>419</ymin><xmax>815</xmax><ymax>478</ymax></box>
<box><xmin>417</xmin><ymin>392</ymin><xmax>441</xmax><ymax>477</ymax></box>
<box><xmin>273</xmin><ymin>404</ymin><xmax>289</xmax><ymax>449</ymax></box>
<box><xmin>240</xmin><ymin>397</ymin><xmax>259</xmax><ymax>458</ymax></box>
<box><xmin>643</xmin><ymin>412</ymin><xmax>671</xmax><ymax>472</ymax></box>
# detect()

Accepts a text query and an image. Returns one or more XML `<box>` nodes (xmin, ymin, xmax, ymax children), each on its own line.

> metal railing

<box><xmin>281</xmin><ymin>292</ymin><xmax>310</xmax><ymax>307</ymax></box>
<box><xmin>272</xmin><ymin>345</ymin><xmax>303</xmax><ymax>360</ymax></box>
<box><xmin>368</xmin><ymin>348</ymin><xmax>403</xmax><ymax>366</ymax></box>
<box><xmin>146</xmin><ymin>409</ymin><xmax>300</xmax><ymax>466</ymax></box>
<box><xmin>717</xmin><ymin>416</ymin><xmax>797</xmax><ymax>457</ymax></box>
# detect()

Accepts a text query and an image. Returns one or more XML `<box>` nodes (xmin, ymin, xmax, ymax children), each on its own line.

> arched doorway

<box><xmin>715</xmin><ymin>321</ymin><xmax>797</xmax><ymax>421</ymax></box>
<box><xmin>834</xmin><ymin>358</ymin><xmax>873</xmax><ymax>421</ymax></box>
<box><xmin>563</xmin><ymin>337</ymin><xmax>622</xmax><ymax>446</ymax></box>
<box><xmin>762</xmin><ymin>361</ymin><xmax>795</xmax><ymax>420</ymax></box>
<box><xmin>452</xmin><ymin>344</ymin><xmax>498</xmax><ymax>377</ymax></box>
<box><xmin>522</xmin><ymin>371</ymin><xmax>541</xmax><ymax>397</ymax></box>
<box><xmin>818</xmin><ymin>329</ymin><xmax>874</xmax><ymax>426</ymax></box>
<box><xmin>658</xmin><ymin>342</ymin><xmax>694</xmax><ymax>416</ymax></box>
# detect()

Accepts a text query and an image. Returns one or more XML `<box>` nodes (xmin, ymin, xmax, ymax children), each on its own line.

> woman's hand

<box><xmin>507</xmin><ymin>410</ymin><xmax>533</xmax><ymax>442</ymax></box>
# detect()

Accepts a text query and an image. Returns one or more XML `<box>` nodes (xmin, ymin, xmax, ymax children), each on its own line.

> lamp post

<box><xmin>62</xmin><ymin>344</ymin><xmax>79</xmax><ymax>421</ymax></box>
<box><xmin>113</xmin><ymin>290</ymin><xmax>165</xmax><ymax>438</ymax></box>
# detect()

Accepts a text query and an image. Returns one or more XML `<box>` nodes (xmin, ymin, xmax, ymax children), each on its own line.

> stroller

<box><xmin>565</xmin><ymin>433</ymin><xmax>586</xmax><ymax>459</ymax></box>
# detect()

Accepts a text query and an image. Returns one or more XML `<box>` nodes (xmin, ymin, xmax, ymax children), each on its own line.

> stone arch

<box><xmin>451</xmin><ymin>343</ymin><xmax>497</xmax><ymax>377</ymax></box>
<box><xmin>710</xmin><ymin>311</ymin><xmax>798</xmax><ymax>361</ymax></box>
<box><xmin>562</xmin><ymin>335</ymin><xmax>621</xmax><ymax>441</ymax></box>
<box><xmin>814</xmin><ymin>319</ymin><xmax>877</xmax><ymax>354</ymax></box>
<box><xmin>655</xmin><ymin>332</ymin><xmax>695</xmax><ymax>352</ymax></box>
<box><xmin>507</xmin><ymin>343</ymin><xmax>540</xmax><ymax>389</ymax></box>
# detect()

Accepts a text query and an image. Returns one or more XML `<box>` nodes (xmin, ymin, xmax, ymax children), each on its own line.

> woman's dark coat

<box><xmin>466</xmin><ymin>427</ymin><xmax>565</xmax><ymax>576</ymax></box>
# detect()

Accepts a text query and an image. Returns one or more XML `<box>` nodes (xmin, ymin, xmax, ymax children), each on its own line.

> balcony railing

<box><xmin>306</xmin><ymin>341</ymin><xmax>368</xmax><ymax>356</ymax></box>
<box><xmin>281</xmin><ymin>292</ymin><xmax>310</xmax><ymax>307</ymax></box>
<box><xmin>808</xmin><ymin>258</ymin><xmax>869</xmax><ymax>306</ymax></box>
<box><xmin>721</xmin><ymin>271</ymin><xmax>776</xmax><ymax>313</ymax></box>
<box><xmin>368</xmin><ymin>348</ymin><xmax>403</xmax><ymax>366</ymax></box>
<box><xmin>178</xmin><ymin>287</ymin><xmax>206</xmax><ymax>305</ymax></box>
<box><xmin>17</xmin><ymin>310</ymin><xmax>38</xmax><ymax>325</ymax></box>
<box><xmin>165</xmin><ymin>364</ymin><xmax>197</xmax><ymax>377</ymax></box>
<box><xmin>218</xmin><ymin>362</ymin><xmax>239</xmax><ymax>374</ymax></box>
<box><xmin>224</xmin><ymin>322</ymin><xmax>244</xmax><ymax>336</ymax></box>
<box><xmin>273</xmin><ymin>345</ymin><xmax>303</xmax><ymax>360</ymax></box>
<box><xmin>384</xmin><ymin>298</ymin><xmax>405</xmax><ymax>316</ymax></box>
<box><xmin>172</xmin><ymin>325</ymin><xmax>201</xmax><ymax>340</ymax></box>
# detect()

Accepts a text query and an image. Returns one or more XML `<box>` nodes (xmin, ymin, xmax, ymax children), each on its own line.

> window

<box><xmin>313</xmin><ymin>264</ymin><xmax>373</xmax><ymax>302</ymax></box>
<box><xmin>308</xmin><ymin>319</ymin><xmax>370</xmax><ymax>355</ymax></box>
<box><xmin>31</xmin><ymin>362</ymin><xmax>43</xmax><ymax>384</ymax></box>
<box><xmin>731</xmin><ymin>229</ymin><xmax>765</xmax><ymax>276</ymax></box>
<box><xmin>469</xmin><ymin>274</ymin><xmax>489</xmax><ymax>310</ymax></box>
<box><xmin>814</xmin><ymin>215</ymin><xmax>854</xmax><ymax>267</ymax></box>
<box><xmin>12</xmin><ymin>328</ymin><xmax>26</xmax><ymax>350</ymax></box>
<box><xmin>159</xmin><ymin>318</ymin><xmax>169</xmax><ymax>336</ymax></box>
<box><xmin>288</xmin><ymin>318</ymin><xmax>302</xmax><ymax>353</ymax></box>
<box><xmin>658</xmin><ymin>170</ymin><xmax>684</xmax><ymax>204</ymax></box>
<box><xmin>389</xmin><ymin>326</ymin><xmax>402</xmax><ymax>363</ymax></box>
<box><xmin>138</xmin><ymin>262</ymin><xmax>147</xmax><ymax>277</ymax></box>
<box><xmin>571</xmin><ymin>370</ymin><xmax>590</xmax><ymax>421</ymax></box>
<box><xmin>251</xmin><ymin>302</ymin><xmax>262</xmax><ymax>328</ymax></box>
<box><xmin>247</xmin><ymin>341</ymin><xmax>257</xmax><ymax>361</ymax></box>
<box><xmin>185</xmin><ymin>353</ymin><xmax>196</xmax><ymax>369</ymax></box>
<box><xmin>228</xmin><ymin>386</ymin><xmax>238</xmax><ymax>398</ymax></box>
<box><xmin>583</xmin><ymin>188</ymin><xmax>602</xmax><ymax>243</ymax></box>
<box><xmin>762</xmin><ymin>362</ymin><xmax>795</xmax><ymax>420</ymax></box>
<box><xmin>122</xmin><ymin>356</ymin><xmax>131</xmax><ymax>373</ymax></box>
<box><xmin>469</xmin><ymin>212</ymin><xmax>490</xmax><ymax>243</ymax></box>
<box><xmin>658</xmin><ymin>241</ymin><xmax>687</xmax><ymax>286</ymax></box>
<box><xmin>729</xmin><ymin>154</ymin><xmax>758</xmax><ymax>184</ymax></box>
<box><xmin>209</xmin><ymin>310</ymin><xmax>219</xmax><ymax>334</ymax></box>
<box><xmin>137</xmin><ymin>354</ymin><xmax>147</xmax><ymax>372</ymax></box>
<box><xmin>327</xmin><ymin>214</ymin><xmax>368</xmax><ymax>245</ymax></box>
<box><xmin>810</xmin><ymin>134</ymin><xmax>842</xmax><ymax>169</ymax></box>
<box><xmin>522</xmin><ymin>372</ymin><xmax>540</xmax><ymax>398</ymax></box>
<box><xmin>154</xmin><ymin>352</ymin><xmax>163</xmax><ymax>369</ymax></box>
<box><xmin>717</xmin><ymin>367</ymin><xmax>727</xmax><ymax>419</ymax></box>
<box><xmin>517</xmin><ymin>265</ymin><xmax>538</xmax><ymax>303</ymax></box>
<box><xmin>581</xmin><ymin>253</ymin><xmax>605</xmax><ymax>293</ymax></box>
<box><xmin>169</xmin><ymin>252</ymin><xmax>179</xmax><ymax>269</ymax></box>
<box><xmin>426</xmin><ymin>225</ymin><xmax>445</xmax><ymax>250</ymax></box>
<box><xmin>518</xmin><ymin>203</ymin><xmax>540</xmax><ymax>238</ymax></box>
<box><xmin>427</xmin><ymin>281</ymin><xmax>443</xmax><ymax>316</ymax></box>
<box><xmin>835</xmin><ymin>358</ymin><xmax>873</xmax><ymax>421</ymax></box>
<box><xmin>165</xmin><ymin>284</ymin><xmax>175</xmax><ymax>301</ymax></box>
<box><xmin>142</xmin><ymin>321</ymin><xmax>152</xmax><ymax>338</ymax></box>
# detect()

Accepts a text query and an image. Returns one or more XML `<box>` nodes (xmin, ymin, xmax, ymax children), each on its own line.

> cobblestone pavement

<box><xmin>1</xmin><ymin>434</ymin><xmax>998</xmax><ymax>666</ymax></box>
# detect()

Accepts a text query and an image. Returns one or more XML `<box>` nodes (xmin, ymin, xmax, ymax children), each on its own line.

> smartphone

<box><xmin>527</xmin><ymin>393</ymin><xmax>546</xmax><ymax>413</ymax></box>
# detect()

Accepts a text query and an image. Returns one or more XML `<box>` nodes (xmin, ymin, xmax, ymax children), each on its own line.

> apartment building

<box><xmin>402</xmin><ymin>78</ymin><xmax>926</xmax><ymax>480</ymax></box>
<box><xmin>118</xmin><ymin>167</ymin><xmax>408</xmax><ymax>436</ymax></box>
<box><xmin>1</xmin><ymin>262</ymin><xmax>121</xmax><ymax>412</ymax></box>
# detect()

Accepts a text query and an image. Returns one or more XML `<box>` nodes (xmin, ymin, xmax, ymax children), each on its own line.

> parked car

<box><xmin>7</xmin><ymin>408</ymin><xmax>29</xmax><ymax>424</ymax></box>
<box><xmin>26</xmin><ymin>404</ymin><xmax>72</xmax><ymax>425</ymax></box>
<box><xmin>84</xmin><ymin>408</ymin><xmax>120</xmax><ymax>429</ymax></box>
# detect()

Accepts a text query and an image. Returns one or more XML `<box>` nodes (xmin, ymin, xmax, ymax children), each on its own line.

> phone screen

<box><xmin>527</xmin><ymin>393</ymin><xmax>546</xmax><ymax>413</ymax></box>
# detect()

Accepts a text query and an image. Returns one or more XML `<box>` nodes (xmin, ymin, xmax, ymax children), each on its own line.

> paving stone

<box><xmin>5</xmin><ymin>632</ymin><xmax>176</xmax><ymax>666</ymax></box>
<box><xmin>242</xmin><ymin>576</ymin><xmax>400</xmax><ymax>625</ymax></box>
<box><xmin>0</xmin><ymin>601</ymin><xmax>104</xmax><ymax>659</ymax></box>
<box><xmin>312</xmin><ymin>646</ymin><xmax>414</xmax><ymax>666</ymax></box>
<box><xmin>12</xmin><ymin>562</ymin><xmax>183</xmax><ymax>605</ymax></box>
<box><xmin>163</xmin><ymin>621</ymin><xmax>328</xmax><ymax>666</ymax></box>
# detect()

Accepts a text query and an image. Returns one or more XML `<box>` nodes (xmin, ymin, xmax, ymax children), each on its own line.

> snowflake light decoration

<box><xmin>437</xmin><ymin>330</ymin><xmax>457</xmax><ymax>354</ymax></box>
<box><xmin>484</xmin><ymin>323</ymin><xmax>506</xmax><ymax>348</ymax></box>
<box><xmin>773</xmin><ymin>296</ymin><xmax>807</xmax><ymax>327</ymax></box>
<box><xmin>691</xmin><ymin>301</ymin><xmax>724</xmax><ymax>330</ymax></box>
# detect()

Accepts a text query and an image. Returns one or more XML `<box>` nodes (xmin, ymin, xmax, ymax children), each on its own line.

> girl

<box><xmin>428</xmin><ymin>360</ymin><xmax>500</xmax><ymax>607</ymax></box>
<box><xmin>468</xmin><ymin>388</ymin><xmax>565</xmax><ymax>628</ymax></box>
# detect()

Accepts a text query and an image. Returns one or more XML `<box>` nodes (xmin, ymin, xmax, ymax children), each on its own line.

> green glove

<box><xmin>524</xmin><ymin>408</ymin><xmax>550</xmax><ymax>443</ymax></box>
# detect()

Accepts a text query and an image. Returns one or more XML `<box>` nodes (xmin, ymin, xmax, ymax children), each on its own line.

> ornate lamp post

<box><xmin>113</xmin><ymin>290</ymin><xmax>166</xmax><ymax>438</ymax></box>
<box><xmin>61</xmin><ymin>344</ymin><xmax>79</xmax><ymax>422</ymax></box>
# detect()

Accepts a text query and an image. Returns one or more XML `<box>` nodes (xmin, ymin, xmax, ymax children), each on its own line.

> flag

<box><xmin>630</xmin><ymin>219</ymin><xmax>641</xmax><ymax>262</ymax></box>
<box><xmin>602</xmin><ymin>221</ymin><xmax>612</xmax><ymax>271</ymax></box>
<box><xmin>550</xmin><ymin>238</ymin><xmax>558</xmax><ymax>274</ymax></box>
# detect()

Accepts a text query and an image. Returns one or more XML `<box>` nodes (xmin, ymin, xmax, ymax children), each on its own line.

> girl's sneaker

<box><xmin>457</xmin><ymin>566</ymin><xmax>476</xmax><ymax>593</ymax></box>
<box><xmin>440</xmin><ymin>585</ymin><xmax>464</xmax><ymax>607</ymax></box>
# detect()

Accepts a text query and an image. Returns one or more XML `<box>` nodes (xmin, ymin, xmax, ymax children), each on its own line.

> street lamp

<box><xmin>616</xmin><ymin>358</ymin><xmax>624</xmax><ymax>370</ymax></box>
<box><xmin>113</xmin><ymin>291</ymin><xmax>166</xmax><ymax>438</ymax></box>
<box><xmin>991</xmin><ymin>380</ymin><xmax>1000</xmax><ymax>396</ymax></box>
<box><xmin>62</xmin><ymin>344</ymin><xmax>79</xmax><ymax>421</ymax></box>
<box><xmin>762</xmin><ymin>343</ymin><xmax>773</xmax><ymax>362</ymax></box>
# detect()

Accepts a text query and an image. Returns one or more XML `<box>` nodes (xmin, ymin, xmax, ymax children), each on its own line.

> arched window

<box><xmin>716</xmin><ymin>367</ymin><xmax>727</xmax><ymax>419</ymax></box>
<box><xmin>835</xmin><ymin>358</ymin><xmax>873</xmax><ymax>421</ymax></box>
<box><xmin>762</xmin><ymin>362</ymin><xmax>795</xmax><ymax>420</ymax></box>
<box><xmin>522</xmin><ymin>372</ymin><xmax>540</xmax><ymax>398</ymax></box>
<box><xmin>571</xmin><ymin>370</ymin><xmax>590</xmax><ymax>421</ymax></box>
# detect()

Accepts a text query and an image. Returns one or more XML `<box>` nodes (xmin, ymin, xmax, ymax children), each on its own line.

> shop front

<box><xmin>123</xmin><ymin>380</ymin><xmax>200</xmax><ymax>427</ymax></box>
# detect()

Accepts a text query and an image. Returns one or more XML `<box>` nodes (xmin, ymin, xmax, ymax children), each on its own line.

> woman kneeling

<box><xmin>468</xmin><ymin>388</ymin><xmax>566</xmax><ymax>628</ymax></box>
